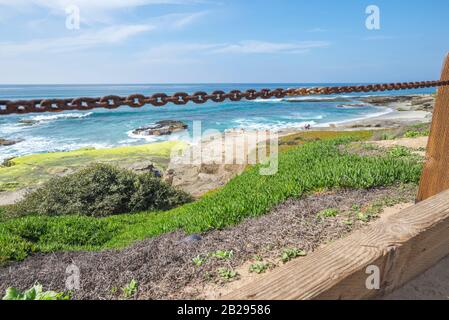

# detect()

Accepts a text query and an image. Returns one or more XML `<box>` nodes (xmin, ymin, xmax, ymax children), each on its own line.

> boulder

<box><xmin>18</xmin><ymin>119</ymin><xmax>39</xmax><ymax>126</ymax></box>
<box><xmin>0</xmin><ymin>138</ymin><xmax>23</xmax><ymax>146</ymax></box>
<box><xmin>132</xmin><ymin>120</ymin><xmax>188</xmax><ymax>136</ymax></box>
<box><xmin>337</xmin><ymin>104</ymin><xmax>368</xmax><ymax>108</ymax></box>
<box><xmin>121</xmin><ymin>161</ymin><xmax>162</xmax><ymax>177</ymax></box>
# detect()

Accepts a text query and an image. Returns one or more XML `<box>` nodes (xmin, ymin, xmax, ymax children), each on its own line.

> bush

<box><xmin>6</xmin><ymin>164</ymin><xmax>192</xmax><ymax>218</ymax></box>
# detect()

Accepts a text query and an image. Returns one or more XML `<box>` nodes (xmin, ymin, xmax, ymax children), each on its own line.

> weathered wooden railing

<box><xmin>225</xmin><ymin>54</ymin><xmax>449</xmax><ymax>300</ymax></box>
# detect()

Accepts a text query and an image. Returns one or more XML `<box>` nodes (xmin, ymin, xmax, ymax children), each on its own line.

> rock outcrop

<box><xmin>0</xmin><ymin>138</ymin><xmax>23</xmax><ymax>146</ymax></box>
<box><xmin>132</xmin><ymin>120</ymin><xmax>188</xmax><ymax>136</ymax></box>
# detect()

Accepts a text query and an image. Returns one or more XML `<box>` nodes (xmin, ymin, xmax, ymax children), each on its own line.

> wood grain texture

<box><xmin>224</xmin><ymin>189</ymin><xmax>449</xmax><ymax>300</ymax></box>
<box><xmin>417</xmin><ymin>54</ymin><xmax>449</xmax><ymax>202</ymax></box>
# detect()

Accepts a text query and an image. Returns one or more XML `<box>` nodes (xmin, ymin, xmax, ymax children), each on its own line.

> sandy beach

<box><xmin>323</xmin><ymin>94</ymin><xmax>434</xmax><ymax>130</ymax></box>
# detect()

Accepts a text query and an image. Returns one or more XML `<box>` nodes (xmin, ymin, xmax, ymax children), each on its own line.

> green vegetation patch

<box><xmin>2</xmin><ymin>283</ymin><xmax>70</xmax><ymax>300</ymax></box>
<box><xmin>0</xmin><ymin>141</ymin><xmax>185</xmax><ymax>191</ymax></box>
<box><xmin>5</xmin><ymin>163</ymin><xmax>192</xmax><ymax>219</ymax></box>
<box><xmin>0</xmin><ymin>138</ymin><xmax>423</xmax><ymax>264</ymax></box>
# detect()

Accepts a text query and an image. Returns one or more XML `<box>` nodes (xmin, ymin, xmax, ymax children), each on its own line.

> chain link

<box><xmin>1</xmin><ymin>80</ymin><xmax>448</xmax><ymax>115</ymax></box>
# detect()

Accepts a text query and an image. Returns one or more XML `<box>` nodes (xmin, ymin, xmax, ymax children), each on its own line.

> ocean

<box><xmin>0</xmin><ymin>84</ymin><xmax>435</xmax><ymax>162</ymax></box>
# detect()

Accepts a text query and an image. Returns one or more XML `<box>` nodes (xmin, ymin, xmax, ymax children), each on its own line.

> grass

<box><xmin>0</xmin><ymin>138</ymin><xmax>424</xmax><ymax>264</ymax></box>
<box><xmin>278</xmin><ymin>130</ymin><xmax>374</xmax><ymax>152</ymax></box>
<box><xmin>0</xmin><ymin>141</ymin><xmax>185</xmax><ymax>191</ymax></box>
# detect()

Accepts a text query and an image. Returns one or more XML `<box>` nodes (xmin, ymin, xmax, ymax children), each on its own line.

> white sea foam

<box><xmin>28</xmin><ymin>112</ymin><xmax>93</xmax><ymax>122</ymax></box>
<box><xmin>286</xmin><ymin>113</ymin><xmax>325</xmax><ymax>120</ymax></box>
<box><xmin>126</xmin><ymin>130</ymin><xmax>162</xmax><ymax>143</ymax></box>
<box><xmin>316</xmin><ymin>107</ymin><xmax>394</xmax><ymax>128</ymax></box>
<box><xmin>0</xmin><ymin>136</ymin><xmax>111</xmax><ymax>162</ymax></box>
<box><xmin>252</xmin><ymin>95</ymin><xmax>357</xmax><ymax>103</ymax></box>
<box><xmin>337</xmin><ymin>104</ymin><xmax>370</xmax><ymax>109</ymax></box>
<box><xmin>233</xmin><ymin>118</ymin><xmax>317</xmax><ymax>132</ymax></box>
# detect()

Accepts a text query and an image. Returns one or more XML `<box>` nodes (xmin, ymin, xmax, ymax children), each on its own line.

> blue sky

<box><xmin>1</xmin><ymin>0</ymin><xmax>448</xmax><ymax>84</ymax></box>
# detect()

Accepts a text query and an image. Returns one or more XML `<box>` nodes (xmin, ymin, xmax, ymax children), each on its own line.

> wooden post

<box><xmin>417</xmin><ymin>54</ymin><xmax>449</xmax><ymax>202</ymax></box>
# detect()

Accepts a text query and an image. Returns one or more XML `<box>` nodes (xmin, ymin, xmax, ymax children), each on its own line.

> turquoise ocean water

<box><xmin>0</xmin><ymin>84</ymin><xmax>435</xmax><ymax>161</ymax></box>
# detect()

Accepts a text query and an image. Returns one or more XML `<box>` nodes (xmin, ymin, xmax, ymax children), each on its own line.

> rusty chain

<box><xmin>1</xmin><ymin>80</ymin><xmax>448</xmax><ymax>115</ymax></box>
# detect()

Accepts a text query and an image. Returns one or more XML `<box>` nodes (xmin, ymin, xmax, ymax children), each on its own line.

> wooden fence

<box><xmin>225</xmin><ymin>54</ymin><xmax>449</xmax><ymax>300</ymax></box>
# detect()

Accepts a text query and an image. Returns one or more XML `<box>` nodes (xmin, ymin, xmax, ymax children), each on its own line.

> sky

<box><xmin>1</xmin><ymin>0</ymin><xmax>449</xmax><ymax>84</ymax></box>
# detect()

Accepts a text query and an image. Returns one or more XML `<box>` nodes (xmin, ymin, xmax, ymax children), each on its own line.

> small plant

<box><xmin>122</xmin><ymin>279</ymin><xmax>138</xmax><ymax>299</ymax></box>
<box><xmin>280</xmin><ymin>248</ymin><xmax>307</xmax><ymax>263</ymax></box>
<box><xmin>211</xmin><ymin>250</ymin><xmax>234</xmax><ymax>260</ymax></box>
<box><xmin>249</xmin><ymin>262</ymin><xmax>270</xmax><ymax>274</ymax></box>
<box><xmin>404</xmin><ymin>130</ymin><xmax>429</xmax><ymax>138</ymax></box>
<box><xmin>192</xmin><ymin>255</ymin><xmax>207</xmax><ymax>267</ymax></box>
<box><xmin>2</xmin><ymin>283</ymin><xmax>70</xmax><ymax>300</ymax></box>
<box><xmin>388</xmin><ymin>146</ymin><xmax>412</xmax><ymax>158</ymax></box>
<box><xmin>317</xmin><ymin>208</ymin><xmax>340</xmax><ymax>219</ymax></box>
<box><xmin>217</xmin><ymin>268</ymin><xmax>238</xmax><ymax>281</ymax></box>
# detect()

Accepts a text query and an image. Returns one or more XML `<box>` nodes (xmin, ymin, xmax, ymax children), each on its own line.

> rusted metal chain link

<box><xmin>1</xmin><ymin>80</ymin><xmax>448</xmax><ymax>115</ymax></box>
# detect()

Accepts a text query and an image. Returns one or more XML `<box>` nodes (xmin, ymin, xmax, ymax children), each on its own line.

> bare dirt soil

<box><xmin>0</xmin><ymin>186</ymin><xmax>415</xmax><ymax>300</ymax></box>
<box><xmin>372</xmin><ymin>136</ymin><xmax>428</xmax><ymax>150</ymax></box>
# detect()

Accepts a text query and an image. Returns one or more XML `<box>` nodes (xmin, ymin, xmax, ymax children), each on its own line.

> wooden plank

<box><xmin>417</xmin><ymin>54</ymin><xmax>449</xmax><ymax>202</ymax></box>
<box><xmin>224</xmin><ymin>189</ymin><xmax>449</xmax><ymax>300</ymax></box>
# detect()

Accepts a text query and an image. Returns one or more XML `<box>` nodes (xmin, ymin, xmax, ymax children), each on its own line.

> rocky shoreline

<box><xmin>0</xmin><ymin>94</ymin><xmax>436</xmax><ymax>205</ymax></box>
<box><xmin>335</xmin><ymin>94</ymin><xmax>435</xmax><ymax>130</ymax></box>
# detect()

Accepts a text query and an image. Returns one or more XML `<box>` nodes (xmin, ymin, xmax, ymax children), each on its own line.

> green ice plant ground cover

<box><xmin>0</xmin><ymin>138</ymin><xmax>423</xmax><ymax>264</ymax></box>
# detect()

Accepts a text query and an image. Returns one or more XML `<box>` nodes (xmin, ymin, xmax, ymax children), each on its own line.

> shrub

<box><xmin>5</xmin><ymin>164</ymin><xmax>192</xmax><ymax>218</ymax></box>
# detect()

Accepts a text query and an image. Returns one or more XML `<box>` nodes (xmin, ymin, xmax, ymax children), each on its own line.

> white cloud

<box><xmin>0</xmin><ymin>24</ymin><xmax>154</xmax><ymax>55</ymax></box>
<box><xmin>139</xmin><ymin>40</ymin><xmax>331</xmax><ymax>64</ymax></box>
<box><xmin>0</xmin><ymin>0</ymin><xmax>207</xmax><ymax>24</ymax></box>
<box><xmin>0</xmin><ymin>0</ymin><xmax>201</xmax><ymax>12</ymax></box>
<box><xmin>171</xmin><ymin>11</ymin><xmax>208</xmax><ymax>28</ymax></box>
<box><xmin>210</xmin><ymin>40</ymin><xmax>331</xmax><ymax>54</ymax></box>
<box><xmin>0</xmin><ymin>10</ymin><xmax>207</xmax><ymax>56</ymax></box>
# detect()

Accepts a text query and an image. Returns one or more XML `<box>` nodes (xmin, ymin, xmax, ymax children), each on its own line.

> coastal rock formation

<box><xmin>287</xmin><ymin>97</ymin><xmax>353</xmax><ymax>103</ymax></box>
<box><xmin>360</xmin><ymin>95</ymin><xmax>435</xmax><ymax>112</ymax></box>
<box><xmin>0</xmin><ymin>138</ymin><xmax>23</xmax><ymax>146</ymax></box>
<box><xmin>132</xmin><ymin>120</ymin><xmax>188</xmax><ymax>136</ymax></box>
<box><xmin>165</xmin><ymin>131</ymin><xmax>261</xmax><ymax>197</ymax></box>
<box><xmin>337</xmin><ymin>103</ymin><xmax>368</xmax><ymax>108</ymax></box>
<box><xmin>122</xmin><ymin>161</ymin><xmax>162</xmax><ymax>177</ymax></box>
<box><xmin>18</xmin><ymin>119</ymin><xmax>39</xmax><ymax>126</ymax></box>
